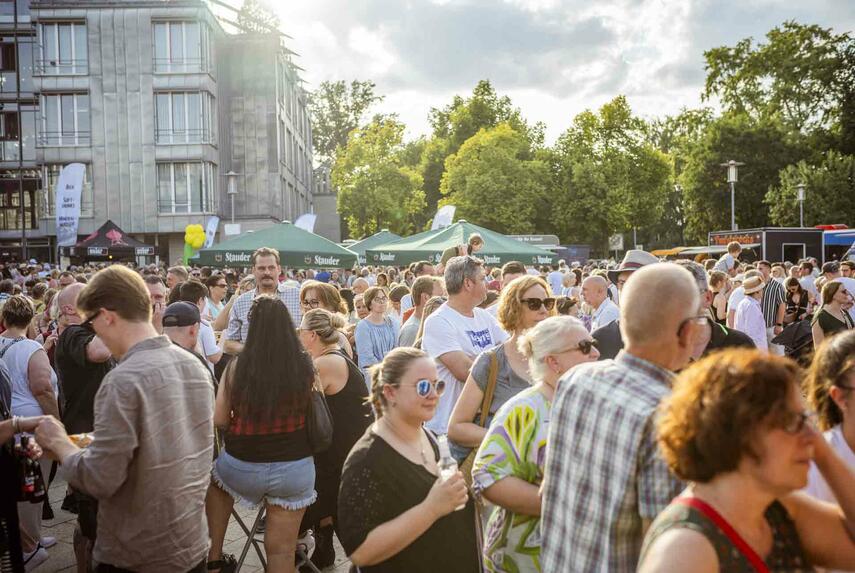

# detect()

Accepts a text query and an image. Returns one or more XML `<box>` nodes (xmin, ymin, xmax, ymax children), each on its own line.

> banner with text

<box><xmin>55</xmin><ymin>163</ymin><xmax>86</xmax><ymax>247</ymax></box>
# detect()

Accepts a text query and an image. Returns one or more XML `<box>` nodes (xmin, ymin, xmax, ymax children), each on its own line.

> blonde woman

<box><xmin>448</xmin><ymin>276</ymin><xmax>555</xmax><ymax>461</ymax></box>
<box><xmin>300</xmin><ymin>280</ymin><xmax>354</xmax><ymax>358</ymax></box>
<box><xmin>472</xmin><ymin>316</ymin><xmax>598</xmax><ymax>572</ymax></box>
<box><xmin>337</xmin><ymin>348</ymin><xmax>479</xmax><ymax>572</ymax></box>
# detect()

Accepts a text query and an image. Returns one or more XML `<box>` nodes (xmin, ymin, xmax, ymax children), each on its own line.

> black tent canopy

<box><xmin>61</xmin><ymin>220</ymin><xmax>156</xmax><ymax>259</ymax></box>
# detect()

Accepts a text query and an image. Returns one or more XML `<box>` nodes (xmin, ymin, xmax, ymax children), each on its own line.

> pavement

<box><xmin>34</xmin><ymin>475</ymin><xmax>352</xmax><ymax>572</ymax></box>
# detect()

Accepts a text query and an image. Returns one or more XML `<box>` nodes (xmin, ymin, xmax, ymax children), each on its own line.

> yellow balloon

<box><xmin>185</xmin><ymin>224</ymin><xmax>206</xmax><ymax>250</ymax></box>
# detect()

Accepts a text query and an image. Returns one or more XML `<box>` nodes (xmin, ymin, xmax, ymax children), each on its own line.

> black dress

<box><xmin>305</xmin><ymin>349</ymin><xmax>372</xmax><ymax>527</ymax></box>
<box><xmin>338</xmin><ymin>428</ymin><xmax>481</xmax><ymax>573</ymax></box>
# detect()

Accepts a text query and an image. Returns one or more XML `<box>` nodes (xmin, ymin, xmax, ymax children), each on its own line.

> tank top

<box><xmin>0</xmin><ymin>337</ymin><xmax>58</xmax><ymax>418</ymax></box>
<box><xmin>318</xmin><ymin>349</ymin><xmax>372</xmax><ymax>471</ymax></box>
<box><xmin>640</xmin><ymin>499</ymin><xmax>813</xmax><ymax>572</ymax></box>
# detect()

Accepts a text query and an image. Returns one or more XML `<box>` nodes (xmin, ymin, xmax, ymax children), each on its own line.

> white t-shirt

<box><xmin>400</xmin><ymin>293</ymin><xmax>414</xmax><ymax>315</ymax></box>
<box><xmin>198</xmin><ymin>320</ymin><xmax>219</xmax><ymax>374</ymax></box>
<box><xmin>714</xmin><ymin>253</ymin><xmax>736</xmax><ymax>273</ymax></box>
<box><xmin>728</xmin><ymin>286</ymin><xmax>746</xmax><ymax>314</ymax></box>
<box><xmin>421</xmin><ymin>303</ymin><xmax>508</xmax><ymax>435</ymax></box>
<box><xmin>547</xmin><ymin>271</ymin><xmax>564</xmax><ymax>296</ymax></box>
<box><xmin>804</xmin><ymin>425</ymin><xmax>854</xmax><ymax>573</ymax></box>
<box><xmin>800</xmin><ymin>276</ymin><xmax>819</xmax><ymax>299</ymax></box>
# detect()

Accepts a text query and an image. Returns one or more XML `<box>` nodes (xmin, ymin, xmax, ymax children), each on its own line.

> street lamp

<box><xmin>674</xmin><ymin>183</ymin><xmax>684</xmax><ymax>244</ymax></box>
<box><xmin>796</xmin><ymin>183</ymin><xmax>806</xmax><ymax>228</ymax></box>
<box><xmin>226</xmin><ymin>171</ymin><xmax>238</xmax><ymax>224</ymax></box>
<box><xmin>720</xmin><ymin>160</ymin><xmax>744</xmax><ymax>230</ymax></box>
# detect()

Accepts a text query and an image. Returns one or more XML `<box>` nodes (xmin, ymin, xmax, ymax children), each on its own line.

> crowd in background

<box><xmin>0</xmin><ymin>238</ymin><xmax>853</xmax><ymax>573</ymax></box>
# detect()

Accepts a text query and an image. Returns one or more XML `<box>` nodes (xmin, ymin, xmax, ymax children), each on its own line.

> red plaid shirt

<box><xmin>229</xmin><ymin>396</ymin><xmax>307</xmax><ymax>436</ymax></box>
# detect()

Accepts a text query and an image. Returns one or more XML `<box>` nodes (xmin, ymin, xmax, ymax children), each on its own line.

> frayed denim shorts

<box><xmin>212</xmin><ymin>450</ymin><xmax>317</xmax><ymax>511</ymax></box>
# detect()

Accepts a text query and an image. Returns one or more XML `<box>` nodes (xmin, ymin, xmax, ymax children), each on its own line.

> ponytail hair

<box><xmin>301</xmin><ymin>308</ymin><xmax>347</xmax><ymax>345</ymax></box>
<box><xmin>368</xmin><ymin>347</ymin><xmax>428</xmax><ymax>419</ymax></box>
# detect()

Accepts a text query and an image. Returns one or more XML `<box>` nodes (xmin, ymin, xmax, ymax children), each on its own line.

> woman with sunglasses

<box><xmin>338</xmin><ymin>347</ymin><xmax>480</xmax><ymax>572</ymax></box>
<box><xmin>472</xmin><ymin>316</ymin><xmax>598</xmax><ymax>572</ymax></box>
<box><xmin>812</xmin><ymin>280</ymin><xmax>854</xmax><ymax>347</ymax></box>
<box><xmin>638</xmin><ymin>350</ymin><xmax>855</xmax><ymax>572</ymax></box>
<box><xmin>354</xmin><ymin>287</ymin><xmax>400</xmax><ymax>378</ymax></box>
<box><xmin>204</xmin><ymin>274</ymin><xmax>228</xmax><ymax>322</ymax></box>
<box><xmin>448</xmin><ymin>276</ymin><xmax>555</xmax><ymax>463</ymax></box>
<box><xmin>803</xmin><ymin>332</ymin><xmax>855</xmax><ymax>573</ymax></box>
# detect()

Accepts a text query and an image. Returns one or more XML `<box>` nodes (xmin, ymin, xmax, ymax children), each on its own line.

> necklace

<box><xmin>381</xmin><ymin>418</ymin><xmax>430</xmax><ymax>466</ymax></box>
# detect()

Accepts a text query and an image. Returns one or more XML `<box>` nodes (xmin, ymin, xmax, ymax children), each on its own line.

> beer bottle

<box><xmin>18</xmin><ymin>436</ymin><xmax>46</xmax><ymax>503</ymax></box>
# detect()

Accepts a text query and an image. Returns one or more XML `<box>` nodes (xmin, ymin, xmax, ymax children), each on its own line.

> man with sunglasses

<box><xmin>422</xmin><ymin>256</ymin><xmax>506</xmax><ymax>436</ymax></box>
<box><xmin>542</xmin><ymin>263</ymin><xmax>709</xmax><ymax>573</ymax></box>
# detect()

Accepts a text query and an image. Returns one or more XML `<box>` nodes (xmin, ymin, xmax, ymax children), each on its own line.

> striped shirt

<box><xmin>541</xmin><ymin>352</ymin><xmax>684</xmax><ymax>573</ymax></box>
<box><xmin>761</xmin><ymin>278</ymin><xmax>786</xmax><ymax>327</ymax></box>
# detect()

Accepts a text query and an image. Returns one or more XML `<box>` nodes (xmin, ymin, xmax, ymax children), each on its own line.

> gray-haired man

<box><xmin>421</xmin><ymin>256</ymin><xmax>506</xmax><ymax>435</ymax></box>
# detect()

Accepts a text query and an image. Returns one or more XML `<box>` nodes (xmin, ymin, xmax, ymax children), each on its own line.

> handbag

<box><xmin>306</xmin><ymin>376</ymin><xmax>334</xmax><ymax>454</ymax></box>
<box><xmin>459</xmin><ymin>350</ymin><xmax>499</xmax><ymax>486</ymax></box>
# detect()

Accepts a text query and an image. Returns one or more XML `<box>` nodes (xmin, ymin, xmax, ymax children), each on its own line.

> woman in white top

<box><xmin>203</xmin><ymin>274</ymin><xmax>228</xmax><ymax>322</ymax></box>
<box><xmin>733</xmin><ymin>276</ymin><xmax>768</xmax><ymax>351</ymax></box>
<box><xmin>0</xmin><ymin>295</ymin><xmax>58</xmax><ymax>563</ymax></box>
<box><xmin>804</xmin><ymin>329</ymin><xmax>855</xmax><ymax>573</ymax></box>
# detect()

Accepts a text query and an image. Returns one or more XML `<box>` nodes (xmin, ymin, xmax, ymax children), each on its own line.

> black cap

<box><xmin>822</xmin><ymin>261</ymin><xmax>840</xmax><ymax>274</ymax></box>
<box><xmin>162</xmin><ymin>302</ymin><xmax>200</xmax><ymax>327</ymax></box>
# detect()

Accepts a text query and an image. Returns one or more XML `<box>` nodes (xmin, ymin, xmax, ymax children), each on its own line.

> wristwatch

<box><xmin>775</xmin><ymin>323</ymin><xmax>783</xmax><ymax>327</ymax></box>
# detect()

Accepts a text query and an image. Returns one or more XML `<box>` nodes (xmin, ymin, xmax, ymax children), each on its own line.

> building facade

<box><xmin>0</xmin><ymin>0</ymin><xmax>315</xmax><ymax>263</ymax></box>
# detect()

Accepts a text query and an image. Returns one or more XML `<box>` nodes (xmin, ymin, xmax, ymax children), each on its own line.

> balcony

<box><xmin>33</xmin><ymin>58</ymin><xmax>88</xmax><ymax>76</ymax></box>
<box><xmin>36</xmin><ymin>130</ymin><xmax>90</xmax><ymax>147</ymax></box>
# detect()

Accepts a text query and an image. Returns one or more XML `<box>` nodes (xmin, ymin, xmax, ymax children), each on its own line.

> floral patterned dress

<box><xmin>472</xmin><ymin>386</ymin><xmax>550</xmax><ymax>573</ymax></box>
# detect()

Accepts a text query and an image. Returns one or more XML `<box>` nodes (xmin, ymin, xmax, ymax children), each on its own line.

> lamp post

<box><xmin>226</xmin><ymin>171</ymin><xmax>238</xmax><ymax>224</ymax></box>
<box><xmin>796</xmin><ymin>183</ymin><xmax>805</xmax><ymax>228</ymax></box>
<box><xmin>720</xmin><ymin>160</ymin><xmax>744</xmax><ymax>230</ymax></box>
<box><xmin>674</xmin><ymin>183</ymin><xmax>684</xmax><ymax>244</ymax></box>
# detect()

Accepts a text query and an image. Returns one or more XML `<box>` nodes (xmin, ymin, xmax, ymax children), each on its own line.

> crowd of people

<box><xmin>0</xmin><ymin>238</ymin><xmax>853</xmax><ymax>573</ymax></box>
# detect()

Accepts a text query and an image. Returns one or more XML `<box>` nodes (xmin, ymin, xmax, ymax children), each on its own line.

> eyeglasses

<box><xmin>520</xmin><ymin>297</ymin><xmax>556</xmax><ymax>311</ymax></box>
<box><xmin>413</xmin><ymin>378</ymin><xmax>445</xmax><ymax>397</ymax></box>
<box><xmin>81</xmin><ymin>308</ymin><xmax>104</xmax><ymax>329</ymax></box>
<box><xmin>677</xmin><ymin>314</ymin><xmax>710</xmax><ymax>335</ymax></box>
<box><xmin>372</xmin><ymin>297</ymin><xmax>388</xmax><ymax>305</ymax></box>
<box><xmin>302</xmin><ymin>299</ymin><xmax>322</xmax><ymax>309</ymax></box>
<box><xmin>779</xmin><ymin>409</ymin><xmax>815</xmax><ymax>435</ymax></box>
<box><xmin>215</xmin><ymin>283</ymin><xmax>228</xmax><ymax>288</ymax></box>
<box><xmin>556</xmin><ymin>338</ymin><xmax>598</xmax><ymax>356</ymax></box>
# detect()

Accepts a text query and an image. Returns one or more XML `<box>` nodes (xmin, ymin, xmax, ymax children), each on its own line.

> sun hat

<box><xmin>742</xmin><ymin>276</ymin><xmax>765</xmax><ymax>295</ymax></box>
<box><xmin>607</xmin><ymin>250</ymin><xmax>660</xmax><ymax>284</ymax></box>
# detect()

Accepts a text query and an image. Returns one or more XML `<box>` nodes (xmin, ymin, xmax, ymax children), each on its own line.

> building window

<box><xmin>41</xmin><ymin>164</ymin><xmax>94</xmax><ymax>218</ymax></box>
<box><xmin>37</xmin><ymin>93</ymin><xmax>90</xmax><ymax>146</ymax></box>
<box><xmin>0</xmin><ymin>169</ymin><xmax>41</xmax><ymax>231</ymax></box>
<box><xmin>155</xmin><ymin>91</ymin><xmax>215</xmax><ymax>144</ymax></box>
<box><xmin>157</xmin><ymin>162</ymin><xmax>214</xmax><ymax>214</ymax></box>
<box><xmin>153</xmin><ymin>21</ymin><xmax>210</xmax><ymax>73</ymax></box>
<box><xmin>36</xmin><ymin>21</ymin><xmax>88</xmax><ymax>75</ymax></box>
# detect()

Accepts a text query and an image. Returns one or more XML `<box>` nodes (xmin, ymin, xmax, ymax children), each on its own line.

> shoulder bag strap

<box><xmin>675</xmin><ymin>496</ymin><xmax>770</xmax><ymax>573</ymax></box>
<box><xmin>477</xmin><ymin>350</ymin><xmax>500</xmax><ymax>429</ymax></box>
<box><xmin>0</xmin><ymin>337</ymin><xmax>25</xmax><ymax>361</ymax></box>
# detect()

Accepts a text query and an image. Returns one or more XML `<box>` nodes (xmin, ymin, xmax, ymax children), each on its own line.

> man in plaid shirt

<box><xmin>222</xmin><ymin>247</ymin><xmax>301</xmax><ymax>355</ymax></box>
<box><xmin>541</xmin><ymin>264</ymin><xmax>708</xmax><ymax>572</ymax></box>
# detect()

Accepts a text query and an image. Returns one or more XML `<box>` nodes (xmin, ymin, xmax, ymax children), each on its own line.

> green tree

<box><xmin>332</xmin><ymin>118</ymin><xmax>425</xmax><ymax>238</ymax></box>
<box><xmin>420</xmin><ymin>80</ymin><xmax>543</xmax><ymax>220</ymax></box>
<box><xmin>680</xmin><ymin>113</ymin><xmax>807</xmax><ymax>243</ymax></box>
<box><xmin>765</xmin><ymin>151</ymin><xmax>855</xmax><ymax>227</ymax></box>
<box><xmin>550</xmin><ymin>97</ymin><xmax>670</xmax><ymax>252</ymax></box>
<box><xmin>439</xmin><ymin>124</ymin><xmax>550</xmax><ymax>235</ymax></box>
<box><xmin>237</xmin><ymin>0</ymin><xmax>280</xmax><ymax>33</ymax></box>
<box><xmin>308</xmin><ymin>80</ymin><xmax>384</xmax><ymax>165</ymax></box>
<box><xmin>703</xmin><ymin>22</ymin><xmax>853</xmax><ymax>133</ymax></box>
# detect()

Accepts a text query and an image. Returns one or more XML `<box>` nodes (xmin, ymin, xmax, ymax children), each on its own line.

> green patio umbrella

<box><xmin>346</xmin><ymin>229</ymin><xmax>402</xmax><ymax>265</ymax></box>
<box><xmin>196</xmin><ymin>221</ymin><xmax>358</xmax><ymax>268</ymax></box>
<box><xmin>364</xmin><ymin>220</ymin><xmax>557</xmax><ymax>267</ymax></box>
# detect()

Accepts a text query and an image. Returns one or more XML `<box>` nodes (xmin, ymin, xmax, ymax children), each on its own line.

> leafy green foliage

<box><xmin>237</xmin><ymin>0</ymin><xmax>280</xmax><ymax>33</ymax></box>
<box><xmin>308</xmin><ymin>80</ymin><xmax>384</xmax><ymax>165</ymax></box>
<box><xmin>332</xmin><ymin>119</ymin><xmax>425</xmax><ymax>238</ymax></box>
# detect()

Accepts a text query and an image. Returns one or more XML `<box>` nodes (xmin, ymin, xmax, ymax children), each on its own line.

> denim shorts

<box><xmin>212</xmin><ymin>450</ymin><xmax>317</xmax><ymax>511</ymax></box>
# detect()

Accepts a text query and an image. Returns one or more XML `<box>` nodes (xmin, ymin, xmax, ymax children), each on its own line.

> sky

<box><xmin>270</xmin><ymin>0</ymin><xmax>855</xmax><ymax>144</ymax></box>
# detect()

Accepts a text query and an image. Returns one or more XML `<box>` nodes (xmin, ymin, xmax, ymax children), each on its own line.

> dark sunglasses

<box><xmin>399</xmin><ymin>378</ymin><xmax>446</xmax><ymax>398</ymax></box>
<box><xmin>520</xmin><ymin>297</ymin><xmax>556</xmax><ymax>311</ymax></box>
<box><xmin>81</xmin><ymin>308</ymin><xmax>104</xmax><ymax>328</ymax></box>
<box><xmin>576</xmin><ymin>338</ymin><xmax>598</xmax><ymax>355</ymax></box>
<box><xmin>215</xmin><ymin>283</ymin><xmax>227</xmax><ymax>288</ymax></box>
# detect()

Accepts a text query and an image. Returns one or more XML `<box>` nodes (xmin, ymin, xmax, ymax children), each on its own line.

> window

<box><xmin>36</xmin><ymin>22</ymin><xmax>87</xmax><ymax>75</ymax></box>
<box><xmin>153</xmin><ymin>21</ymin><xmax>210</xmax><ymax>73</ymax></box>
<box><xmin>41</xmin><ymin>164</ymin><xmax>93</xmax><ymax>218</ymax></box>
<box><xmin>38</xmin><ymin>93</ymin><xmax>90</xmax><ymax>146</ymax></box>
<box><xmin>157</xmin><ymin>162</ymin><xmax>214</xmax><ymax>214</ymax></box>
<box><xmin>155</xmin><ymin>91</ymin><xmax>215</xmax><ymax>144</ymax></box>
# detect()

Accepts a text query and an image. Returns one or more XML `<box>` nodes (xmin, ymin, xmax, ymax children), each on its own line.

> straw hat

<box><xmin>742</xmin><ymin>276</ymin><xmax>765</xmax><ymax>295</ymax></box>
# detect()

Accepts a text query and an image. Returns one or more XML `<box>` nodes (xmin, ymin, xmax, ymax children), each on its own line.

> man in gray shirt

<box><xmin>398</xmin><ymin>275</ymin><xmax>445</xmax><ymax>347</ymax></box>
<box><xmin>36</xmin><ymin>266</ymin><xmax>214</xmax><ymax>573</ymax></box>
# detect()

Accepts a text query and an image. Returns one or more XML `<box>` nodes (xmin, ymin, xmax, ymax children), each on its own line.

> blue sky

<box><xmin>273</xmin><ymin>0</ymin><xmax>855</xmax><ymax>143</ymax></box>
